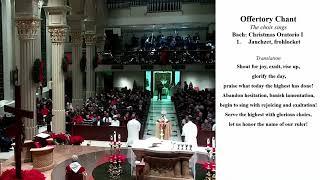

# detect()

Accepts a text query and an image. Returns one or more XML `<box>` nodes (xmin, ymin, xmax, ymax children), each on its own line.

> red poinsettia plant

<box><xmin>51</xmin><ymin>133</ymin><xmax>69</xmax><ymax>144</ymax></box>
<box><xmin>0</xmin><ymin>168</ymin><xmax>45</xmax><ymax>180</ymax></box>
<box><xmin>202</xmin><ymin>161</ymin><xmax>216</xmax><ymax>172</ymax></box>
<box><xmin>107</xmin><ymin>154</ymin><xmax>127</xmax><ymax>164</ymax></box>
<box><xmin>69</xmin><ymin>135</ymin><xmax>84</xmax><ymax>145</ymax></box>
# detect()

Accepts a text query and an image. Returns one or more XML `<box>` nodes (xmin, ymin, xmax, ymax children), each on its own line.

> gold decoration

<box><xmin>48</xmin><ymin>27</ymin><xmax>67</xmax><ymax>43</ymax></box>
<box><xmin>85</xmin><ymin>34</ymin><xmax>96</xmax><ymax>45</ymax></box>
<box><xmin>70</xmin><ymin>31</ymin><xmax>83</xmax><ymax>45</ymax></box>
<box><xmin>16</xmin><ymin>18</ymin><xmax>40</xmax><ymax>40</ymax></box>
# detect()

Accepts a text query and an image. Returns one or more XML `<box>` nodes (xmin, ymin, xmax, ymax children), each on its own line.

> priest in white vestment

<box><xmin>181</xmin><ymin>117</ymin><xmax>198</xmax><ymax>147</ymax></box>
<box><xmin>127</xmin><ymin>115</ymin><xmax>141</xmax><ymax>146</ymax></box>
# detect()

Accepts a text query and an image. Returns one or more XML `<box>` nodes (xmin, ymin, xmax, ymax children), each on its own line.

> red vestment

<box><xmin>41</xmin><ymin>108</ymin><xmax>49</xmax><ymax>116</ymax></box>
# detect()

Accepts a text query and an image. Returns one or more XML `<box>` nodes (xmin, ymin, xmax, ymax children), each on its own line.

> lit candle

<box><xmin>212</xmin><ymin>137</ymin><xmax>216</xmax><ymax>148</ymax></box>
<box><xmin>118</xmin><ymin>133</ymin><xmax>121</xmax><ymax>142</ymax></box>
<box><xmin>207</xmin><ymin>138</ymin><xmax>210</xmax><ymax>147</ymax></box>
<box><xmin>113</xmin><ymin>131</ymin><xmax>116</xmax><ymax>142</ymax></box>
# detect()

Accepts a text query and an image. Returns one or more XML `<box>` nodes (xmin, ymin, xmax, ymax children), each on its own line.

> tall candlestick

<box><xmin>212</xmin><ymin>137</ymin><xmax>216</xmax><ymax>148</ymax></box>
<box><xmin>118</xmin><ymin>133</ymin><xmax>121</xmax><ymax>142</ymax></box>
<box><xmin>113</xmin><ymin>131</ymin><xmax>116</xmax><ymax>142</ymax></box>
<box><xmin>207</xmin><ymin>138</ymin><xmax>210</xmax><ymax>147</ymax></box>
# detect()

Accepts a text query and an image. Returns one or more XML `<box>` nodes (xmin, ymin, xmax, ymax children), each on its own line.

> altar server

<box><xmin>127</xmin><ymin>113</ymin><xmax>141</xmax><ymax>146</ymax></box>
<box><xmin>182</xmin><ymin>116</ymin><xmax>198</xmax><ymax>147</ymax></box>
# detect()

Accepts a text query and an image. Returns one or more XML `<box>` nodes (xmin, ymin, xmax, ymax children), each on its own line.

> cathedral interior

<box><xmin>0</xmin><ymin>0</ymin><xmax>215</xmax><ymax>179</ymax></box>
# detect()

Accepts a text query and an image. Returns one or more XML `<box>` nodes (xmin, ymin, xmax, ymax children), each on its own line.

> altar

<box><xmin>1</xmin><ymin>142</ymin><xmax>211</xmax><ymax>180</ymax></box>
<box><xmin>131</xmin><ymin>138</ymin><xmax>198</xmax><ymax>180</ymax></box>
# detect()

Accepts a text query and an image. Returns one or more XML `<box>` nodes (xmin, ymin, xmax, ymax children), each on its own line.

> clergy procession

<box><xmin>0</xmin><ymin>0</ymin><xmax>214</xmax><ymax>179</ymax></box>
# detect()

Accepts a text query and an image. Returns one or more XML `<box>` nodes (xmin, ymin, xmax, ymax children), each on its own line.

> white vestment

<box><xmin>182</xmin><ymin>121</ymin><xmax>198</xmax><ymax>147</ymax></box>
<box><xmin>212</xmin><ymin>124</ymin><xmax>216</xmax><ymax>131</ymax></box>
<box><xmin>127</xmin><ymin>119</ymin><xmax>141</xmax><ymax>146</ymax></box>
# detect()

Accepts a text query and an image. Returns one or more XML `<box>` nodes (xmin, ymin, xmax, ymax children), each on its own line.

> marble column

<box><xmin>36</xmin><ymin>2</ymin><xmax>42</xmax><ymax>60</ymax></box>
<box><xmin>85</xmin><ymin>33</ymin><xmax>96</xmax><ymax>99</ymax></box>
<box><xmin>45</xmin><ymin>16</ymin><xmax>52</xmax><ymax>86</ymax></box>
<box><xmin>16</xmin><ymin>17</ymin><xmax>40</xmax><ymax>140</ymax></box>
<box><xmin>70</xmin><ymin>32</ymin><xmax>83</xmax><ymax>106</ymax></box>
<box><xmin>95</xmin><ymin>35</ymin><xmax>104</xmax><ymax>94</ymax></box>
<box><xmin>96</xmin><ymin>73</ymin><xmax>104</xmax><ymax>94</ymax></box>
<box><xmin>44</xmin><ymin>0</ymin><xmax>70</xmax><ymax>133</ymax></box>
<box><xmin>48</xmin><ymin>27</ymin><xmax>67</xmax><ymax>133</ymax></box>
<box><xmin>1</xmin><ymin>0</ymin><xmax>14</xmax><ymax>100</ymax></box>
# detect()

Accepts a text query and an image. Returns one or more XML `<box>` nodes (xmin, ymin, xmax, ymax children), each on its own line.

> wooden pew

<box><xmin>71</xmin><ymin>124</ymin><xmax>144</xmax><ymax>141</ymax></box>
<box><xmin>197</xmin><ymin>130</ymin><xmax>215</xmax><ymax>147</ymax></box>
<box><xmin>71</xmin><ymin>125</ymin><xmax>128</xmax><ymax>141</ymax></box>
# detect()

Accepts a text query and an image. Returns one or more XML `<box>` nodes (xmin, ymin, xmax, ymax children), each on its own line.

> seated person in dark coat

<box><xmin>0</xmin><ymin>128</ymin><xmax>12</xmax><ymax>152</ymax></box>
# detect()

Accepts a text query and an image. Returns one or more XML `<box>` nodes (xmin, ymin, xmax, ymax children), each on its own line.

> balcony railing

<box><xmin>147</xmin><ymin>0</ymin><xmax>181</xmax><ymax>13</ymax></box>
<box><xmin>106</xmin><ymin>0</ymin><xmax>131</xmax><ymax>9</ymax></box>
<box><xmin>105</xmin><ymin>0</ymin><xmax>214</xmax><ymax>10</ymax></box>
<box><xmin>101</xmin><ymin>49</ymin><xmax>215</xmax><ymax>65</ymax></box>
<box><xmin>182</xmin><ymin>0</ymin><xmax>215</xmax><ymax>3</ymax></box>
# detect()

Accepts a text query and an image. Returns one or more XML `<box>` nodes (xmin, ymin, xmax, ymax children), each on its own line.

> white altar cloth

<box><xmin>131</xmin><ymin>137</ymin><xmax>209</xmax><ymax>154</ymax></box>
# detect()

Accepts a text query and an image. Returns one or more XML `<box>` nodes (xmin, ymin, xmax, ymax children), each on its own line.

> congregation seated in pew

<box><xmin>65</xmin><ymin>87</ymin><xmax>150</xmax><ymax>133</ymax></box>
<box><xmin>0</xmin><ymin>128</ymin><xmax>12</xmax><ymax>152</ymax></box>
<box><xmin>171</xmin><ymin>84</ymin><xmax>215</xmax><ymax>146</ymax></box>
<box><xmin>172</xmin><ymin>85</ymin><xmax>215</xmax><ymax>132</ymax></box>
<box><xmin>0</xmin><ymin>115</ymin><xmax>15</xmax><ymax>152</ymax></box>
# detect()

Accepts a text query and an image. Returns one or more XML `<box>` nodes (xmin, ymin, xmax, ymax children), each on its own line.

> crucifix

<box><xmin>4</xmin><ymin>86</ymin><xmax>34</xmax><ymax>179</ymax></box>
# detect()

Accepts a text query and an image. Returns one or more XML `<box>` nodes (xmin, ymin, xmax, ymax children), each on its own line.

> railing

<box><xmin>182</xmin><ymin>0</ymin><xmax>214</xmax><ymax>3</ymax></box>
<box><xmin>106</xmin><ymin>0</ymin><xmax>130</xmax><ymax>9</ymax></box>
<box><xmin>130</xmin><ymin>0</ymin><xmax>149</xmax><ymax>6</ymax></box>
<box><xmin>147</xmin><ymin>0</ymin><xmax>181</xmax><ymax>13</ymax></box>
<box><xmin>105</xmin><ymin>0</ymin><xmax>214</xmax><ymax>10</ymax></box>
<box><xmin>106</xmin><ymin>0</ymin><xmax>149</xmax><ymax>9</ymax></box>
<box><xmin>101</xmin><ymin>49</ymin><xmax>215</xmax><ymax>65</ymax></box>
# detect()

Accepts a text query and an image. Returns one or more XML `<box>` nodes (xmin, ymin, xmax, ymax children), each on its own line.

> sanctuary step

<box><xmin>143</xmin><ymin>97</ymin><xmax>181</xmax><ymax>141</ymax></box>
<box><xmin>142</xmin><ymin>175</ymin><xmax>193</xmax><ymax>180</ymax></box>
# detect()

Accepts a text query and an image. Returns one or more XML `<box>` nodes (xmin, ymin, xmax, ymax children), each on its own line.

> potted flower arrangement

<box><xmin>69</xmin><ymin>135</ymin><xmax>84</xmax><ymax>145</ymax></box>
<box><xmin>202</xmin><ymin>146</ymin><xmax>215</xmax><ymax>180</ymax></box>
<box><xmin>0</xmin><ymin>168</ymin><xmax>45</xmax><ymax>180</ymax></box>
<box><xmin>106</xmin><ymin>154</ymin><xmax>127</xmax><ymax>179</ymax></box>
<box><xmin>202</xmin><ymin>161</ymin><xmax>216</xmax><ymax>173</ymax></box>
<box><xmin>107</xmin><ymin>154</ymin><xmax>126</xmax><ymax>164</ymax></box>
<box><xmin>50</xmin><ymin>133</ymin><xmax>69</xmax><ymax>145</ymax></box>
